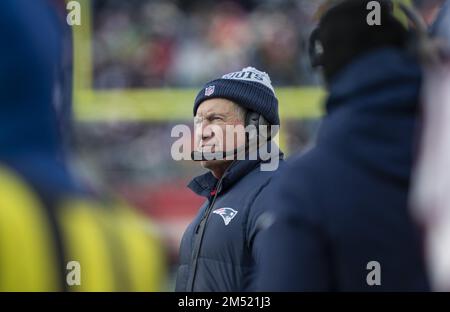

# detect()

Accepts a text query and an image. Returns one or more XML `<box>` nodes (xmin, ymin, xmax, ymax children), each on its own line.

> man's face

<box><xmin>194</xmin><ymin>98</ymin><xmax>246</xmax><ymax>174</ymax></box>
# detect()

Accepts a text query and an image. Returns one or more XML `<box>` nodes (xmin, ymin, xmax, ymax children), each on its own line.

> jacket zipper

<box><xmin>186</xmin><ymin>162</ymin><xmax>236</xmax><ymax>291</ymax></box>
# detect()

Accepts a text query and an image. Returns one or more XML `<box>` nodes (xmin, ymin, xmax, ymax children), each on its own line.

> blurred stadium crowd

<box><xmin>92</xmin><ymin>0</ymin><xmax>320</xmax><ymax>88</ymax></box>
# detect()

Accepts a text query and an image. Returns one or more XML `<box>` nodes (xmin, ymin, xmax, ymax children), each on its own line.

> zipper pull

<box><xmin>194</xmin><ymin>184</ymin><xmax>222</xmax><ymax>235</ymax></box>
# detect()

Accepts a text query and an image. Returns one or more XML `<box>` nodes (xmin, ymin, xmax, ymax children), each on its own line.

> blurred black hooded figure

<box><xmin>253</xmin><ymin>0</ymin><xmax>431</xmax><ymax>291</ymax></box>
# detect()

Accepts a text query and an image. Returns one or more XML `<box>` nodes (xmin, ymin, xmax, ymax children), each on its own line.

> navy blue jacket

<box><xmin>176</xmin><ymin>149</ymin><xmax>284</xmax><ymax>292</ymax></box>
<box><xmin>254</xmin><ymin>48</ymin><xmax>430</xmax><ymax>291</ymax></box>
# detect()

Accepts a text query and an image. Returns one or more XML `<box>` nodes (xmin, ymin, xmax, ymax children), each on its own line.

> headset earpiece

<box><xmin>245</xmin><ymin>110</ymin><xmax>260</xmax><ymax>128</ymax></box>
<box><xmin>309</xmin><ymin>27</ymin><xmax>325</xmax><ymax>68</ymax></box>
<box><xmin>245</xmin><ymin>110</ymin><xmax>270</xmax><ymax>142</ymax></box>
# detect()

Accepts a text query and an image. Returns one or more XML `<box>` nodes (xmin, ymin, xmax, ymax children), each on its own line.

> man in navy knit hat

<box><xmin>175</xmin><ymin>67</ymin><xmax>284</xmax><ymax>292</ymax></box>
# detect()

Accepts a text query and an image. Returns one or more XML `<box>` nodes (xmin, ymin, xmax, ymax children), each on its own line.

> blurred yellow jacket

<box><xmin>0</xmin><ymin>166</ymin><xmax>166</xmax><ymax>292</ymax></box>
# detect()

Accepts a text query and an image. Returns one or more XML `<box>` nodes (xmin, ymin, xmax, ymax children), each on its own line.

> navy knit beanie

<box><xmin>193</xmin><ymin>67</ymin><xmax>280</xmax><ymax>126</ymax></box>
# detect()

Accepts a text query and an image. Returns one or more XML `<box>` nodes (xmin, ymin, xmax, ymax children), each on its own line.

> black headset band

<box><xmin>308</xmin><ymin>0</ymin><xmax>430</xmax><ymax>68</ymax></box>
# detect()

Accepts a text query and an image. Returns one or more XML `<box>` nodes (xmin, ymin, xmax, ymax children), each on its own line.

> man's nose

<box><xmin>201</xmin><ymin>123</ymin><xmax>214</xmax><ymax>141</ymax></box>
<box><xmin>194</xmin><ymin>121</ymin><xmax>212</xmax><ymax>142</ymax></box>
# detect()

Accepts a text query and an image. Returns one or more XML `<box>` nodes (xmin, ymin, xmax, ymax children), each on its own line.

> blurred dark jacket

<box><xmin>254</xmin><ymin>47</ymin><xmax>430</xmax><ymax>291</ymax></box>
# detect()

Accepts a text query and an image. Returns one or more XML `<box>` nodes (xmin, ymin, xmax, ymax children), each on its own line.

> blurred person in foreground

<box><xmin>412</xmin><ymin>0</ymin><xmax>450</xmax><ymax>291</ymax></box>
<box><xmin>253</xmin><ymin>0</ymin><xmax>432</xmax><ymax>291</ymax></box>
<box><xmin>0</xmin><ymin>0</ymin><xmax>165</xmax><ymax>291</ymax></box>
<box><xmin>175</xmin><ymin>67</ymin><xmax>284</xmax><ymax>291</ymax></box>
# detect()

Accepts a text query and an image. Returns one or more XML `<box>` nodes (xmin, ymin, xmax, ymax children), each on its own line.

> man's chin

<box><xmin>201</xmin><ymin>159</ymin><xmax>220</xmax><ymax>169</ymax></box>
<box><xmin>201</xmin><ymin>159</ymin><xmax>232</xmax><ymax>170</ymax></box>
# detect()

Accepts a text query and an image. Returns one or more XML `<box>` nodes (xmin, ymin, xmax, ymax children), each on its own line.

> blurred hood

<box><xmin>319</xmin><ymin>47</ymin><xmax>422</xmax><ymax>183</ymax></box>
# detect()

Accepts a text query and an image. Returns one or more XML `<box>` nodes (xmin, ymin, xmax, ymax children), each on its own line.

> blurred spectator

<box><xmin>431</xmin><ymin>0</ymin><xmax>450</xmax><ymax>48</ymax></box>
<box><xmin>414</xmin><ymin>0</ymin><xmax>447</xmax><ymax>26</ymax></box>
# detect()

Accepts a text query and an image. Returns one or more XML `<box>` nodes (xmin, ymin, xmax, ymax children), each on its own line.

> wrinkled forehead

<box><xmin>195</xmin><ymin>98</ymin><xmax>239</xmax><ymax>117</ymax></box>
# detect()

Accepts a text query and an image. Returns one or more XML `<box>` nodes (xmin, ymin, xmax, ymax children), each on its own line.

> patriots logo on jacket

<box><xmin>213</xmin><ymin>208</ymin><xmax>238</xmax><ymax>226</ymax></box>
